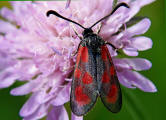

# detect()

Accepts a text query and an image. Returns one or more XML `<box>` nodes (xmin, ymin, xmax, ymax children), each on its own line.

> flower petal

<box><xmin>0</xmin><ymin>7</ymin><xmax>15</xmax><ymax>22</ymax></box>
<box><xmin>123</xmin><ymin>47</ymin><xmax>138</xmax><ymax>56</ymax></box>
<box><xmin>117</xmin><ymin>71</ymin><xmax>136</xmax><ymax>89</ymax></box>
<box><xmin>120</xmin><ymin>70</ymin><xmax>157</xmax><ymax>92</ymax></box>
<box><xmin>131</xmin><ymin>36</ymin><xmax>153</xmax><ymax>51</ymax></box>
<box><xmin>65</xmin><ymin>0</ymin><xmax>71</xmax><ymax>9</ymax></box>
<box><xmin>126</xmin><ymin>3</ymin><xmax>140</xmax><ymax>22</ymax></box>
<box><xmin>51</xmin><ymin>83</ymin><xmax>70</xmax><ymax>106</ymax></box>
<box><xmin>139</xmin><ymin>0</ymin><xmax>155</xmax><ymax>7</ymax></box>
<box><xmin>116</xmin><ymin>58</ymin><xmax>152</xmax><ymax>71</ymax></box>
<box><xmin>0</xmin><ymin>50</ymin><xmax>16</xmax><ymax>71</ymax></box>
<box><xmin>10</xmin><ymin>80</ymin><xmax>40</xmax><ymax>96</ymax></box>
<box><xmin>24</xmin><ymin>104</ymin><xmax>48</xmax><ymax>120</ymax></box>
<box><xmin>47</xmin><ymin>106</ymin><xmax>69</xmax><ymax>120</ymax></box>
<box><xmin>114</xmin><ymin>59</ymin><xmax>130</xmax><ymax>70</ymax></box>
<box><xmin>128</xmin><ymin>58</ymin><xmax>152</xmax><ymax>71</ymax></box>
<box><xmin>0</xmin><ymin>70</ymin><xmax>18</xmax><ymax>88</ymax></box>
<box><xmin>0</xmin><ymin>20</ymin><xmax>17</xmax><ymax>33</ymax></box>
<box><xmin>71</xmin><ymin>112</ymin><xmax>83</xmax><ymax>120</ymax></box>
<box><xmin>14</xmin><ymin>61</ymin><xmax>39</xmax><ymax>81</ymax></box>
<box><xmin>127</xmin><ymin>18</ymin><xmax>151</xmax><ymax>37</ymax></box>
<box><xmin>20</xmin><ymin>91</ymin><xmax>46</xmax><ymax>117</ymax></box>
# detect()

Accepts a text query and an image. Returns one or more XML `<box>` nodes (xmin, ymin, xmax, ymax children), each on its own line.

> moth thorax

<box><xmin>86</xmin><ymin>35</ymin><xmax>102</xmax><ymax>49</ymax></box>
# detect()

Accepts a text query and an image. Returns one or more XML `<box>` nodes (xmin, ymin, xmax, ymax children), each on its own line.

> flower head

<box><xmin>0</xmin><ymin>0</ymin><xmax>156</xmax><ymax>120</ymax></box>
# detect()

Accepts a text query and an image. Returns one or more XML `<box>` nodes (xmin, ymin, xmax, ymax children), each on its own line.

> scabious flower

<box><xmin>0</xmin><ymin>0</ymin><xmax>156</xmax><ymax>120</ymax></box>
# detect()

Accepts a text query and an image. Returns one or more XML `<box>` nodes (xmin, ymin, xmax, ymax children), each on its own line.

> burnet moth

<box><xmin>47</xmin><ymin>2</ymin><xmax>129</xmax><ymax>116</ymax></box>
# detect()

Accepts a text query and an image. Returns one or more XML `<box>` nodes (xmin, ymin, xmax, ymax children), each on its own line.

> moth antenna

<box><xmin>90</xmin><ymin>2</ymin><xmax>129</xmax><ymax>29</ymax></box>
<box><xmin>46</xmin><ymin>10</ymin><xmax>86</xmax><ymax>29</ymax></box>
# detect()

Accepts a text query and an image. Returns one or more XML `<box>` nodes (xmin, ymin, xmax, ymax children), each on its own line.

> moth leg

<box><xmin>105</xmin><ymin>42</ymin><xmax>117</xmax><ymax>50</ymax></box>
<box><xmin>71</xmin><ymin>42</ymin><xmax>81</xmax><ymax>56</ymax></box>
<box><xmin>105</xmin><ymin>42</ymin><xmax>121</xmax><ymax>54</ymax></box>
<box><xmin>96</xmin><ymin>23</ymin><xmax>102</xmax><ymax>34</ymax></box>
<box><xmin>71</xmin><ymin>24</ymin><xmax>83</xmax><ymax>40</ymax></box>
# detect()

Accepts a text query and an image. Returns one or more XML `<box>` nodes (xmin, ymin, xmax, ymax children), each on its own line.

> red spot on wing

<box><xmin>81</xmin><ymin>47</ymin><xmax>88</xmax><ymax>63</ymax></box>
<box><xmin>82</xmin><ymin>72</ymin><xmax>93</xmax><ymax>84</ymax></box>
<box><xmin>101</xmin><ymin>47</ymin><xmax>107</xmax><ymax>61</ymax></box>
<box><xmin>102</xmin><ymin>71</ymin><xmax>110</xmax><ymax>83</ymax></box>
<box><xmin>101</xmin><ymin>45</ymin><xmax>112</xmax><ymax>62</ymax></box>
<box><xmin>107</xmin><ymin>84</ymin><xmax>118</xmax><ymax>103</ymax></box>
<box><xmin>75</xmin><ymin>86</ymin><xmax>91</xmax><ymax>106</ymax></box>
<box><xmin>76</xmin><ymin>45</ymin><xmax>83</xmax><ymax>66</ymax></box>
<box><xmin>74</xmin><ymin>68</ymin><xmax>81</xmax><ymax>79</ymax></box>
<box><xmin>110</xmin><ymin>66</ymin><xmax>115</xmax><ymax>75</ymax></box>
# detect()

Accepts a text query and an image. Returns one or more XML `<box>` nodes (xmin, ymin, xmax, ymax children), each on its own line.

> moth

<box><xmin>47</xmin><ymin>2</ymin><xmax>129</xmax><ymax>116</ymax></box>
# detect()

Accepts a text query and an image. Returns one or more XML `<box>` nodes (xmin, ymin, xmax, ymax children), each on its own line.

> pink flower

<box><xmin>0</xmin><ymin>0</ymin><xmax>156</xmax><ymax>120</ymax></box>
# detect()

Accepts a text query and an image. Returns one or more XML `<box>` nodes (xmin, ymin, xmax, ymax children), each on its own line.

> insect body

<box><xmin>71</xmin><ymin>29</ymin><xmax>122</xmax><ymax>116</ymax></box>
<box><xmin>47</xmin><ymin>2</ymin><xmax>129</xmax><ymax>116</ymax></box>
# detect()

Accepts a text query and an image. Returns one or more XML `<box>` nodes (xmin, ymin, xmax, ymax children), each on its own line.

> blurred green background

<box><xmin>0</xmin><ymin>0</ymin><xmax>165</xmax><ymax>120</ymax></box>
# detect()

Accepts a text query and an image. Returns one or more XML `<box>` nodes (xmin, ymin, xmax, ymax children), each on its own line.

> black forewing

<box><xmin>70</xmin><ymin>45</ymin><xmax>98</xmax><ymax>116</ymax></box>
<box><xmin>96</xmin><ymin>45</ymin><xmax>122</xmax><ymax>113</ymax></box>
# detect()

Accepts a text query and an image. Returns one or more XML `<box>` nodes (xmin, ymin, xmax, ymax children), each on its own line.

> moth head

<box><xmin>82</xmin><ymin>28</ymin><xmax>93</xmax><ymax>37</ymax></box>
